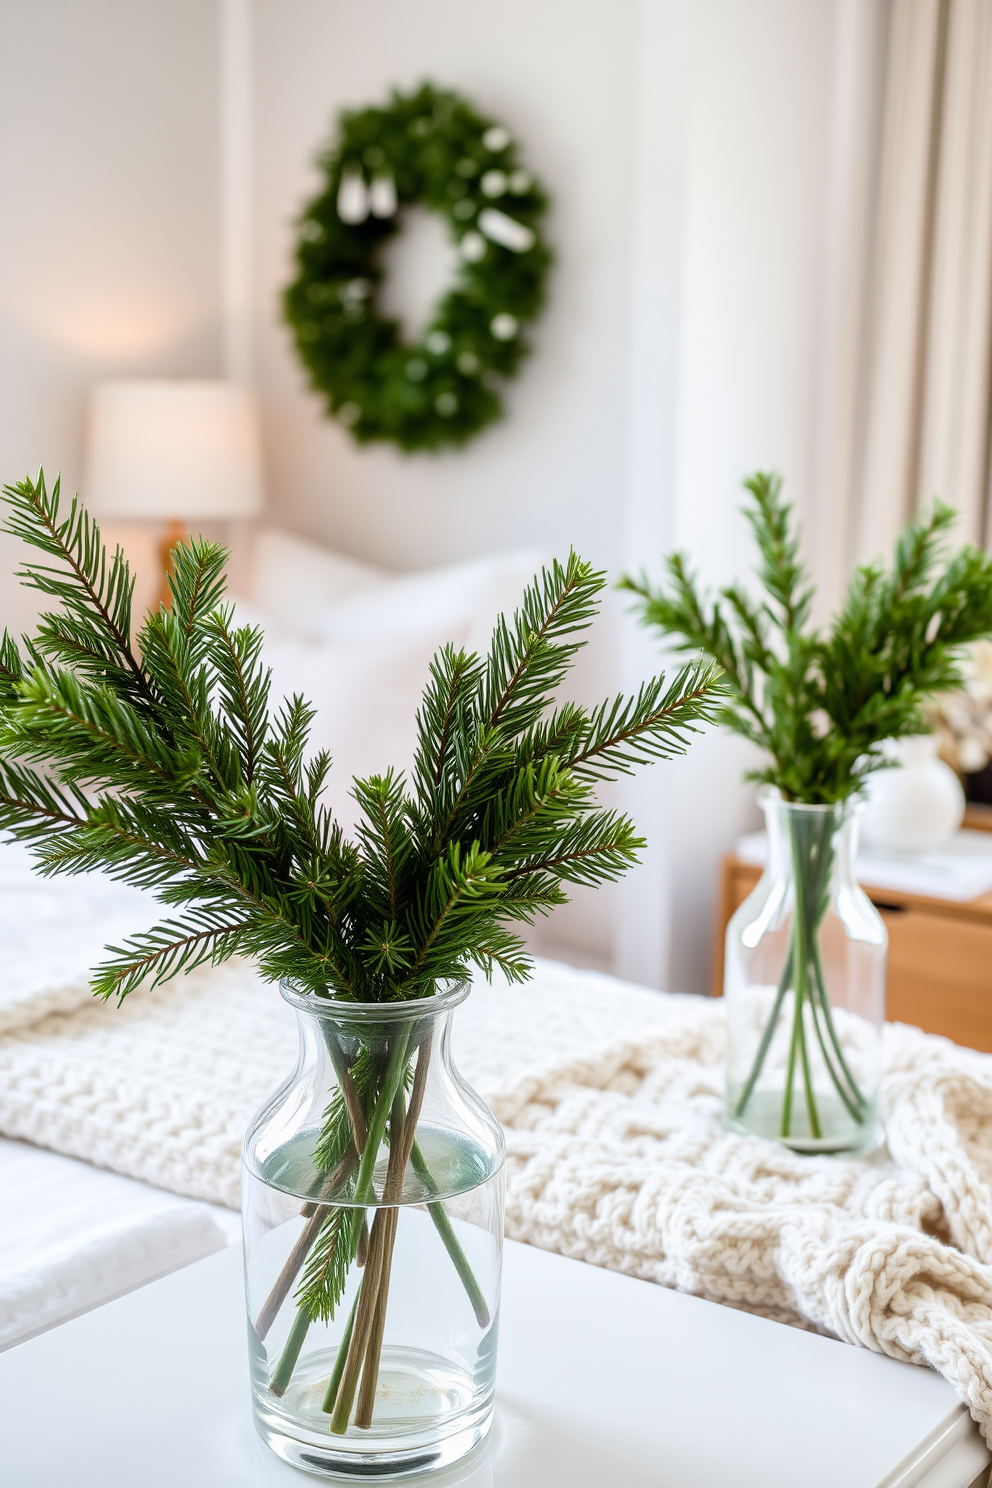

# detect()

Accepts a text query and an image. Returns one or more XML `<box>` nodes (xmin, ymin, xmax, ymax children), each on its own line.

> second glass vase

<box><xmin>243</xmin><ymin>980</ymin><xmax>504</xmax><ymax>1478</ymax></box>
<box><xmin>724</xmin><ymin>790</ymin><xmax>886</xmax><ymax>1154</ymax></box>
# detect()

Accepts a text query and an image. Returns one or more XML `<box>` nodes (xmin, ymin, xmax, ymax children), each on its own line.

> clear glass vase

<box><xmin>243</xmin><ymin>980</ymin><xmax>504</xmax><ymax>1479</ymax></box>
<box><xmin>724</xmin><ymin>790</ymin><xmax>886</xmax><ymax>1154</ymax></box>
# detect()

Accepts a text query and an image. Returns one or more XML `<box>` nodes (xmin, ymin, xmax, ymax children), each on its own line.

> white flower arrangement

<box><xmin>928</xmin><ymin>640</ymin><xmax>992</xmax><ymax>776</ymax></box>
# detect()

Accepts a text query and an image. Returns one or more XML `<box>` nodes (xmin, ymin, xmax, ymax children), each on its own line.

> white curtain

<box><xmin>855</xmin><ymin>0</ymin><xmax>992</xmax><ymax>560</ymax></box>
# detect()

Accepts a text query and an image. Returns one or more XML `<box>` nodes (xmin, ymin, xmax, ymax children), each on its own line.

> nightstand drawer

<box><xmin>880</xmin><ymin>905</ymin><xmax>992</xmax><ymax>1052</ymax></box>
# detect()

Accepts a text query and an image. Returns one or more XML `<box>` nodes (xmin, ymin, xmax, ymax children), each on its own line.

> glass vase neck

<box><xmin>279</xmin><ymin>980</ymin><xmax>471</xmax><ymax>1024</ymax></box>
<box><xmin>759</xmin><ymin>792</ymin><xmax>861</xmax><ymax>888</ymax></box>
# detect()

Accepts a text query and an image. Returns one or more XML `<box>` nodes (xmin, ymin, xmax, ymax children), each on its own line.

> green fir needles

<box><xmin>0</xmin><ymin>472</ymin><xmax>724</xmax><ymax>1005</ymax></box>
<box><xmin>621</xmin><ymin>471</ymin><xmax>992</xmax><ymax>804</ymax></box>
<box><xmin>624</xmin><ymin>471</ymin><xmax>992</xmax><ymax>1150</ymax></box>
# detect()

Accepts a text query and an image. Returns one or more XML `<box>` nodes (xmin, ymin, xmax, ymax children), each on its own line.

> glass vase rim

<box><xmin>278</xmin><ymin>977</ymin><xmax>471</xmax><ymax>1021</ymax></box>
<box><xmin>757</xmin><ymin>786</ymin><xmax>865</xmax><ymax>817</ymax></box>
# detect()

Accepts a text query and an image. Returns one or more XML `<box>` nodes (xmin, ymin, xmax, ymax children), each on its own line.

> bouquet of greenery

<box><xmin>0</xmin><ymin>472</ymin><xmax>722</xmax><ymax>1429</ymax></box>
<box><xmin>621</xmin><ymin>472</ymin><xmax>992</xmax><ymax>1144</ymax></box>
<box><xmin>927</xmin><ymin>639</ymin><xmax>992</xmax><ymax>777</ymax></box>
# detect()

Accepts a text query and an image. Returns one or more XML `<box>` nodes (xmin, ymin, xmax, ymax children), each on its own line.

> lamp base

<box><xmin>157</xmin><ymin>518</ymin><xmax>187</xmax><ymax>610</ymax></box>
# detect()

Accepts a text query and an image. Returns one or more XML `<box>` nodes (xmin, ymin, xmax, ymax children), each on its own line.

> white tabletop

<box><xmin>1</xmin><ymin>1241</ymin><xmax>988</xmax><ymax>1488</ymax></box>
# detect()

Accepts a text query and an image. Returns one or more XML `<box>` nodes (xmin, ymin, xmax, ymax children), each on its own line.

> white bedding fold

<box><xmin>0</xmin><ymin>837</ymin><xmax>158</xmax><ymax>1036</ymax></box>
<box><xmin>0</xmin><ymin>1140</ymin><xmax>231</xmax><ymax>1349</ymax></box>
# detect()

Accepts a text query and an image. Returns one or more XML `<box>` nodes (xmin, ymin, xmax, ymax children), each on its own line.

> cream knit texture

<box><xmin>2</xmin><ymin>956</ymin><xmax>992</xmax><ymax>1439</ymax></box>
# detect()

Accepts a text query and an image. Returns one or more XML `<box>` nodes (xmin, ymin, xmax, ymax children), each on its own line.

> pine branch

<box><xmin>138</xmin><ymin>610</ymin><xmax>238</xmax><ymax>791</ymax></box>
<box><xmin>475</xmin><ymin>756</ymin><xmax>583</xmax><ymax>861</ymax></box>
<box><xmin>205</xmin><ymin>608</ymin><xmax>270</xmax><ymax>786</ymax></box>
<box><xmin>558</xmin><ymin>660</ymin><xmax>725</xmax><ymax>780</ymax></box>
<box><xmin>401</xmin><ymin>841</ymin><xmax>506</xmax><ymax>988</ymax></box>
<box><xmin>166</xmin><ymin>538</ymin><xmax>229</xmax><ymax>646</ymax></box>
<box><xmin>1</xmin><ymin>471</ymin><xmax>723</xmax><ymax>1001</ymax></box>
<box><xmin>742</xmin><ymin>471</ymin><xmax>813</xmax><ymax>636</ymax></box>
<box><xmin>33</xmin><ymin>795</ymin><xmax>204</xmax><ymax>887</ymax></box>
<box><xmin>0</xmin><ymin>759</ymin><xmax>89</xmax><ymax>840</ymax></box>
<box><xmin>0</xmin><ymin>627</ymin><xmax>22</xmax><ymax>684</ymax></box>
<box><xmin>4</xmin><ymin>667</ymin><xmax>199</xmax><ymax>796</ymax></box>
<box><xmin>481</xmin><ymin>550</ymin><xmax>602</xmax><ymax>738</ymax></box>
<box><xmin>256</xmin><ymin>698</ymin><xmax>333</xmax><ymax>865</ymax></box>
<box><xmin>461</xmin><ymin>923</ymin><xmax>537</xmax><ymax>983</ymax></box>
<box><xmin>624</xmin><ymin>471</ymin><xmax>992</xmax><ymax>803</ymax></box>
<box><xmin>502</xmin><ymin>808</ymin><xmax>644</xmax><ymax>888</ymax></box>
<box><xmin>412</xmin><ymin>644</ymin><xmax>482</xmax><ymax>802</ymax></box>
<box><xmin>352</xmin><ymin>770</ymin><xmax>411</xmax><ymax>921</ymax></box>
<box><xmin>92</xmin><ymin>909</ymin><xmax>253</xmax><ymax>1002</ymax></box>
<box><xmin>296</xmin><ymin>1206</ymin><xmax>356</xmax><ymax>1323</ymax></box>
<box><xmin>2</xmin><ymin>473</ymin><xmax>157</xmax><ymax>712</ymax></box>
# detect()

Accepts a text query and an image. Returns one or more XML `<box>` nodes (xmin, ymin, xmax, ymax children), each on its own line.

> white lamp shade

<box><xmin>84</xmin><ymin>380</ymin><xmax>265</xmax><ymax>521</ymax></box>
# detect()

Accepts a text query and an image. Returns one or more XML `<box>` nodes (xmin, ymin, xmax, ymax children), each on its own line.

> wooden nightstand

<box><xmin>712</xmin><ymin>806</ymin><xmax>992</xmax><ymax>1053</ymax></box>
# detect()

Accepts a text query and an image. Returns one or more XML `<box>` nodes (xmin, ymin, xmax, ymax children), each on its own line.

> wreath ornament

<box><xmin>283</xmin><ymin>83</ymin><xmax>552</xmax><ymax>453</ymax></box>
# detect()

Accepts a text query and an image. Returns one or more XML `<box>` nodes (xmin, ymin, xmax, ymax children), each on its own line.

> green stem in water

<box><xmin>809</xmin><ymin>958</ymin><xmax>862</xmax><ymax>1118</ymax></box>
<box><xmin>796</xmin><ymin>807</ymin><xmax>867</xmax><ymax>1125</ymax></box>
<box><xmin>782</xmin><ymin>811</ymin><xmax>815</xmax><ymax>1136</ymax></box>
<box><xmin>780</xmin><ymin>979</ymin><xmax>801</xmax><ymax>1138</ymax></box>
<box><xmin>346</xmin><ymin>1027</ymin><xmax>413</xmax><ymax>1250</ymax></box>
<box><xmin>410</xmin><ymin>1141</ymin><xmax>490</xmax><ymax>1328</ymax></box>
<box><xmin>355</xmin><ymin>1090</ymin><xmax>408</xmax><ymax>1428</ymax></box>
<box><xmin>321</xmin><ymin>1285</ymin><xmax>361</xmax><ymax>1413</ymax></box>
<box><xmin>329</xmin><ymin>1212</ymin><xmax>388</xmax><ymax>1435</ymax></box>
<box><xmin>734</xmin><ymin>945</ymin><xmax>793</xmax><ymax>1119</ymax></box>
<box><xmin>738</xmin><ymin>803</ymin><xmax>872</xmax><ymax>1145</ymax></box>
<box><xmin>795</xmin><ymin>968</ymin><xmax>821</xmax><ymax>1140</ymax></box>
<box><xmin>274</xmin><ymin>1022</ymin><xmax>492</xmax><ymax>1412</ymax></box>
<box><xmin>809</xmin><ymin>940</ymin><xmax>867</xmax><ymax>1115</ymax></box>
<box><xmin>270</xmin><ymin>1301</ymin><xmax>312</xmax><ymax>1397</ymax></box>
<box><xmin>271</xmin><ymin>1028</ymin><xmax>410</xmax><ymax>1398</ymax></box>
<box><xmin>779</xmin><ymin>810</ymin><xmax>824</xmax><ymax>1140</ymax></box>
<box><xmin>805</xmin><ymin>974</ymin><xmax>865</xmax><ymax>1124</ymax></box>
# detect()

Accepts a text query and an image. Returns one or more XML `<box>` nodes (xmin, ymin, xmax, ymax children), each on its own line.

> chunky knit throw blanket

<box><xmin>3</xmin><ymin>955</ymin><xmax>992</xmax><ymax>1440</ymax></box>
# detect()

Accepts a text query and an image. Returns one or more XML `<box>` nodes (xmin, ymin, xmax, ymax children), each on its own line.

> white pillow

<box><xmin>234</xmin><ymin>546</ymin><xmax>546</xmax><ymax>837</ymax></box>
<box><xmin>310</xmin><ymin>549</ymin><xmax>544</xmax><ymax>654</ymax></box>
<box><xmin>245</xmin><ymin>527</ymin><xmax>384</xmax><ymax>639</ymax></box>
<box><xmin>252</xmin><ymin>623</ymin><xmax>468</xmax><ymax>837</ymax></box>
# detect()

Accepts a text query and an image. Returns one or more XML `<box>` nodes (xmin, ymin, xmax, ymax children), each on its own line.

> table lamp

<box><xmin>84</xmin><ymin>379</ymin><xmax>265</xmax><ymax>608</ymax></box>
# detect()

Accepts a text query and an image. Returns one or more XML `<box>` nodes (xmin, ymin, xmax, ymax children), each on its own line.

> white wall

<box><xmin>655</xmin><ymin>0</ymin><xmax>887</xmax><ymax>994</ymax></box>
<box><xmin>618</xmin><ymin>0</ymin><xmax>865</xmax><ymax>993</ymax></box>
<box><xmin>251</xmin><ymin>0</ymin><xmax>642</xmax><ymax>579</ymax></box>
<box><xmin>0</xmin><ymin>0</ymin><xmax>222</xmax><ymax>637</ymax></box>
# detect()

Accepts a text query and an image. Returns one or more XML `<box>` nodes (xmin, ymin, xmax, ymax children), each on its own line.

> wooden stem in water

<box><xmin>257</xmin><ymin>1041</ymin><xmax>374</xmax><ymax>1343</ymax></box>
<box><xmin>329</xmin><ymin>1032</ymin><xmax>434</xmax><ymax>1431</ymax></box>
<box><xmin>255</xmin><ymin>1150</ymin><xmax>356</xmax><ymax>1342</ymax></box>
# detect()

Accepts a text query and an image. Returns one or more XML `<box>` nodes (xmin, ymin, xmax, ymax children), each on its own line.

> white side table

<box><xmin>1</xmin><ymin>1240</ymin><xmax>988</xmax><ymax>1488</ymax></box>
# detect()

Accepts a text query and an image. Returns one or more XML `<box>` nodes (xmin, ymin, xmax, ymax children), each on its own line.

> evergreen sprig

<box><xmin>0</xmin><ymin>471</ymin><xmax>724</xmax><ymax>1003</ymax></box>
<box><xmin>620</xmin><ymin>471</ymin><xmax>992</xmax><ymax>803</ymax></box>
<box><xmin>297</xmin><ymin>1205</ymin><xmax>351</xmax><ymax>1324</ymax></box>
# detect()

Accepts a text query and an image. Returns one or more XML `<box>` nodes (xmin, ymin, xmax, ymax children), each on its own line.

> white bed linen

<box><xmin>0</xmin><ymin>837</ymin><xmax>158</xmax><ymax>1035</ymax></box>
<box><xmin>0</xmin><ymin>1137</ymin><xmax>238</xmax><ymax>1350</ymax></box>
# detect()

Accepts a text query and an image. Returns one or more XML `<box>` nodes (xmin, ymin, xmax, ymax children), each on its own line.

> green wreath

<box><xmin>283</xmin><ymin>82</ymin><xmax>552</xmax><ymax>453</ymax></box>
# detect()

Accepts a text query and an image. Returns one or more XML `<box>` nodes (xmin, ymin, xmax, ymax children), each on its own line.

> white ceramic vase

<box><xmin>860</xmin><ymin>736</ymin><xmax>965</xmax><ymax>854</ymax></box>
